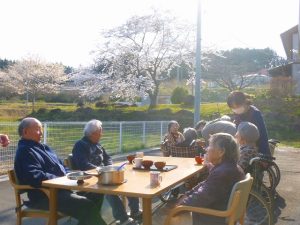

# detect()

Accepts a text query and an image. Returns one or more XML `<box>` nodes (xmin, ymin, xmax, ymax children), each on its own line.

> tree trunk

<box><xmin>32</xmin><ymin>95</ymin><xmax>36</xmax><ymax>112</ymax></box>
<box><xmin>148</xmin><ymin>86</ymin><xmax>159</xmax><ymax>109</ymax></box>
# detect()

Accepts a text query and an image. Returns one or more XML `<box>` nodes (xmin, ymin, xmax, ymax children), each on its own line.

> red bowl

<box><xmin>195</xmin><ymin>156</ymin><xmax>204</xmax><ymax>164</ymax></box>
<box><xmin>154</xmin><ymin>161</ymin><xmax>166</xmax><ymax>170</ymax></box>
<box><xmin>127</xmin><ymin>155</ymin><xmax>136</xmax><ymax>164</ymax></box>
<box><xmin>142</xmin><ymin>160</ymin><xmax>154</xmax><ymax>169</ymax></box>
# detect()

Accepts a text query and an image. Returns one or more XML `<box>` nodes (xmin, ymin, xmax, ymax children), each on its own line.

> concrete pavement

<box><xmin>0</xmin><ymin>147</ymin><xmax>299</xmax><ymax>225</ymax></box>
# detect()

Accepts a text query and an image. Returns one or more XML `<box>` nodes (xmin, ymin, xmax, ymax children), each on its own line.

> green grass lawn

<box><xmin>0</xmin><ymin>101</ymin><xmax>299</xmax><ymax>148</ymax></box>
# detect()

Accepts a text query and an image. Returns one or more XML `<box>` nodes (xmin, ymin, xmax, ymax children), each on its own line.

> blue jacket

<box><xmin>182</xmin><ymin>161</ymin><xmax>244</xmax><ymax>225</ymax></box>
<box><xmin>234</xmin><ymin>105</ymin><xmax>271</xmax><ymax>155</ymax></box>
<box><xmin>14</xmin><ymin>139</ymin><xmax>67</xmax><ymax>203</ymax></box>
<box><xmin>72</xmin><ymin>136</ymin><xmax>112</xmax><ymax>170</ymax></box>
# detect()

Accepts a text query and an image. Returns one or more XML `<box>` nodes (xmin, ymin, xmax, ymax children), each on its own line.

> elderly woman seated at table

<box><xmin>178</xmin><ymin>133</ymin><xmax>245</xmax><ymax>225</ymax></box>
<box><xmin>162</xmin><ymin>120</ymin><xmax>184</xmax><ymax>147</ymax></box>
<box><xmin>235</xmin><ymin>121</ymin><xmax>260</xmax><ymax>172</ymax></box>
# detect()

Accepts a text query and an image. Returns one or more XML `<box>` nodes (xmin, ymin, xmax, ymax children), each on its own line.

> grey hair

<box><xmin>168</xmin><ymin>120</ymin><xmax>179</xmax><ymax>132</ymax></box>
<box><xmin>84</xmin><ymin>119</ymin><xmax>102</xmax><ymax>137</ymax></box>
<box><xmin>220</xmin><ymin>115</ymin><xmax>232</xmax><ymax>121</ymax></box>
<box><xmin>209</xmin><ymin>133</ymin><xmax>239</xmax><ymax>163</ymax></box>
<box><xmin>183</xmin><ymin>127</ymin><xmax>198</xmax><ymax>141</ymax></box>
<box><xmin>18</xmin><ymin>117</ymin><xmax>41</xmax><ymax>137</ymax></box>
<box><xmin>237</xmin><ymin>122</ymin><xmax>260</xmax><ymax>144</ymax></box>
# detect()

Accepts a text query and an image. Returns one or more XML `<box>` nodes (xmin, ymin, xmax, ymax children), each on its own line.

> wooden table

<box><xmin>42</xmin><ymin>156</ymin><xmax>203</xmax><ymax>225</ymax></box>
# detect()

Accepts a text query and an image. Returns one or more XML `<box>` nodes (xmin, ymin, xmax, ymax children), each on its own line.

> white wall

<box><xmin>292</xmin><ymin>64</ymin><xmax>300</xmax><ymax>95</ymax></box>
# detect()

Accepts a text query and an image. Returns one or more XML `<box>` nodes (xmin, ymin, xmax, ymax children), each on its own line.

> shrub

<box><xmin>171</xmin><ymin>87</ymin><xmax>189</xmax><ymax>104</ymax></box>
<box><xmin>182</xmin><ymin>95</ymin><xmax>194</xmax><ymax>106</ymax></box>
<box><xmin>77</xmin><ymin>100</ymin><xmax>84</xmax><ymax>108</ymax></box>
<box><xmin>95</xmin><ymin>101</ymin><xmax>108</xmax><ymax>108</ymax></box>
<box><xmin>37</xmin><ymin>108</ymin><xmax>47</xmax><ymax>114</ymax></box>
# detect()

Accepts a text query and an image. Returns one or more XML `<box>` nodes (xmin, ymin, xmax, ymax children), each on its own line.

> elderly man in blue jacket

<box><xmin>72</xmin><ymin>119</ymin><xmax>141</xmax><ymax>225</ymax></box>
<box><xmin>14</xmin><ymin>117</ymin><xmax>107</xmax><ymax>225</ymax></box>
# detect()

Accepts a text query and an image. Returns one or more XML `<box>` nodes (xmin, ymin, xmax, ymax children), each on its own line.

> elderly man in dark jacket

<box><xmin>72</xmin><ymin>119</ymin><xmax>140</xmax><ymax>225</ymax></box>
<box><xmin>14</xmin><ymin>117</ymin><xmax>107</xmax><ymax>225</ymax></box>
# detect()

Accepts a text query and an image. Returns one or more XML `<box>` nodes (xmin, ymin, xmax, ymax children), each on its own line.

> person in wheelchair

<box><xmin>177</xmin><ymin>133</ymin><xmax>245</xmax><ymax>225</ymax></box>
<box><xmin>235</xmin><ymin>122</ymin><xmax>259</xmax><ymax>173</ymax></box>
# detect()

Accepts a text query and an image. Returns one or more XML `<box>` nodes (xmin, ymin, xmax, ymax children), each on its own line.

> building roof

<box><xmin>268</xmin><ymin>62</ymin><xmax>300</xmax><ymax>77</ymax></box>
<box><xmin>280</xmin><ymin>25</ymin><xmax>298</xmax><ymax>60</ymax></box>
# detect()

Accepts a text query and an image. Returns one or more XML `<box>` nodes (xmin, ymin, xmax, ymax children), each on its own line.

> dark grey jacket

<box><xmin>181</xmin><ymin>161</ymin><xmax>245</xmax><ymax>225</ymax></box>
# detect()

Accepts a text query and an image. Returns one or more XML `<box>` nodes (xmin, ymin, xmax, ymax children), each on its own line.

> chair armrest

<box><xmin>164</xmin><ymin>191</ymin><xmax>241</xmax><ymax>225</ymax></box>
<box><xmin>14</xmin><ymin>184</ymin><xmax>50</xmax><ymax>199</ymax></box>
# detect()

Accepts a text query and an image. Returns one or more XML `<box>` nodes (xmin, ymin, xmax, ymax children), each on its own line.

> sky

<box><xmin>0</xmin><ymin>0</ymin><xmax>299</xmax><ymax>68</ymax></box>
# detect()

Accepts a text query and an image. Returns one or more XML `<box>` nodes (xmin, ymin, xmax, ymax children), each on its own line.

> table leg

<box><xmin>142</xmin><ymin>198</ymin><xmax>152</xmax><ymax>225</ymax></box>
<box><xmin>48</xmin><ymin>187</ymin><xmax>58</xmax><ymax>225</ymax></box>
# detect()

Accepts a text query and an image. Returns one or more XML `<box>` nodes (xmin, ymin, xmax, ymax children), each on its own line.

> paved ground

<box><xmin>0</xmin><ymin>147</ymin><xmax>299</xmax><ymax>225</ymax></box>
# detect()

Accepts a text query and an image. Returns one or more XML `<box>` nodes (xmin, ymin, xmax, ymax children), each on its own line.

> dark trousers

<box><xmin>106</xmin><ymin>195</ymin><xmax>139</xmax><ymax>222</ymax></box>
<box><xmin>30</xmin><ymin>190</ymin><xmax>107</xmax><ymax>225</ymax></box>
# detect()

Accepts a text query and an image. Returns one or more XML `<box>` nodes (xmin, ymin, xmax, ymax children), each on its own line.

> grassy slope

<box><xmin>0</xmin><ymin>101</ymin><xmax>299</xmax><ymax>148</ymax></box>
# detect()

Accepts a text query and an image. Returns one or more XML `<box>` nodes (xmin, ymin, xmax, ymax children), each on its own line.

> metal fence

<box><xmin>0</xmin><ymin>121</ymin><xmax>169</xmax><ymax>175</ymax></box>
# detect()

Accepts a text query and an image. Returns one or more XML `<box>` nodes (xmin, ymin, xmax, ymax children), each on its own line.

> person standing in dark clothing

<box><xmin>227</xmin><ymin>91</ymin><xmax>271</xmax><ymax>155</ymax></box>
<box><xmin>14</xmin><ymin>117</ymin><xmax>107</xmax><ymax>225</ymax></box>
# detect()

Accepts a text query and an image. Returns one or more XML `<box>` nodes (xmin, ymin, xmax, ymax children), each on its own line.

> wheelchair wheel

<box><xmin>269</xmin><ymin>161</ymin><xmax>281</xmax><ymax>187</ymax></box>
<box><xmin>244</xmin><ymin>190</ymin><xmax>273</xmax><ymax>225</ymax></box>
<box><xmin>261</xmin><ymin>166</ymin><xmax>276</xmax><ymax>194</ymax></box>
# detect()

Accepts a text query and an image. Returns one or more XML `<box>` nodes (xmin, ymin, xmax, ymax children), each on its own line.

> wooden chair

<box><xmin>63</xmin><ymin>153</ymin><xmax>75</xmax><ymax>170</ymax></box>
<box><xmin>8</xmin><ymin>169</ymin><xmax>66</xmax><ymax>225</ymax></box>
<box><xmin>164</xmin><ymin>173</ymin><xmax>253</xmax><ymax>225</ymax></box>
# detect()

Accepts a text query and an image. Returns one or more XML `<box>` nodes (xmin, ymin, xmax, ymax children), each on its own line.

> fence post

<box><xmin>160</xmin><ymin>121</ymin><xmax>163</xmax><ymax>143</ymax></box>
<box><xmin>43</xmin><ymin>122</ymin><xmax>48</xmax><ymax>145</ymax></box>
<box><xmin>142</xmin><ymin>122</ymin><xmax>146</xmax><ymax>146</ymax></box>
<box><xmin>119</xmin><ymin>122</ymin><xmax>123</xmax><ymax>153</ymax></box>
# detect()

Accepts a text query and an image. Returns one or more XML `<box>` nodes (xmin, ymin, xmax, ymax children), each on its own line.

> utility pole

<box><xmin>194</xmin><ymin>0</ymin><xmax>202</xmax><ymax>125</ymax></box>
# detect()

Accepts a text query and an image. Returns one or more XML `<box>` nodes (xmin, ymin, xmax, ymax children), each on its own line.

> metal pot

<box><xmin>96</xmin><ymin>166</ymin><xmax>125</xmax><ymax>185</ymax></box>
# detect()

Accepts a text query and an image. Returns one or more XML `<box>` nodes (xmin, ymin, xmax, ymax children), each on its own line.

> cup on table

<box><xmin>132</xmin><ymin>157</ymin><xmax>143</xmax><ymax>168</ymax></box>
<box><xmin>136</xmin><ymin>152</ymin><xmax>144</xmax><ymax>158</ymax></box>
<box><xmin>150</xmin><ymin>171</ymin><xmax>162</xmax><ymax>187</ymax></box>
<box><xmin>127</xmin><ymin>154</ymin><xmax>136</xmax><ymax>164</ymax></box>
<box><xmin>203</xmin><ymin>153</ymin><xmax>209</xmax><ymax>165</ymax></box>
<box><xmin>195</xmin><ymin>156</ymin><xmax>204</xmax><ymax>164</ymax></box>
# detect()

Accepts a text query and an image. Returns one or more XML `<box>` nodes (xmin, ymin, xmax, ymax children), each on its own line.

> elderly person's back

<box><xmin>178</xmin><ymin>133</ymin><xmax>244</xmax><ymax>225</ymax></box>
<box><xmin>196</xmin><ymin>118</ymin><xmax>236</xmax><ymax>144</ymax></box>
<box><xmin>235</xmin><ymin>122</ymin><xmax>260</xmax><ymax>172</ymax></box>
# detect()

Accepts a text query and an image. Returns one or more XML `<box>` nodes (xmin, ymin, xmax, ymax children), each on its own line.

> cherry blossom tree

<box><xmin>74</xmin><ymin>11</ymin><xmax>194</xmax><ymax>108</ymax></box>
<box><xmin>3</xmin><ymin>56</ymin><xmax>67</xmax><ymax>111</ymax></box>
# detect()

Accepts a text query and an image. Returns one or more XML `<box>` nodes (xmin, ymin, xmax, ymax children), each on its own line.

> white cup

<box><xmin>150</xmin><ymin>171</ymin><xmax>162</xmax><ymax>187</ymax></box>
<box><xmin>136</xmin><ymin>152</ymin><xmax>144</xmax><ymax>158</ymax></box>
<box><xmin>203</xmin><ymin>153</ymin><xmax>209</xmax><ymax>165</ymax></box>
<box><xmin>132</xmin><ymin>157</ymin><xmax>143</xmax><ymax>168</ymax></box>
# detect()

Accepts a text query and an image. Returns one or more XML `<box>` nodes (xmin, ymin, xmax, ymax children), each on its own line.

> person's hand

<box><xmin>175</xmin><ymin>194</ymin><xmax>187</xmax><ymax>206</ymax></box>
<box><xmin>0</xmin><ymin>134</ymin><xmax>10</xmax><ymax>147</ymax></box>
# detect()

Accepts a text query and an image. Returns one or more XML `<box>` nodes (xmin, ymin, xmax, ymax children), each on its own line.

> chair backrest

<box><xmin>226</xmin><ymin>173</ymin><xmax>253</xmax><ymax>222</ymax></box>
<box><xmin>64</xmin><ymin>153</ymin><xmax>75</xmax><ymax>170</ymax></box>
<box><xmin>8</xmin><ymin>169</ymin><xmax>23</xmax><ymax>210</ymax></box>
<box><xmin>161</xmin><ymin>145</ymin><xmax>199</xmax><ymax>158</ymax></box>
